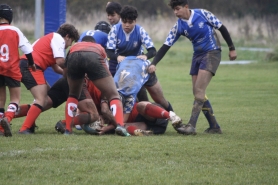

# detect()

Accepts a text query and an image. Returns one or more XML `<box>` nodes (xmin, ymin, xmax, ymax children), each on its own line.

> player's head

<box><xmin>0</xmin><ymin>4</ymin><xmax>13</xmax><ymax>24</ymax></box>
<box><xmin>120</xmin><ymin>5</ymin><xmax>138</xmax><ymax>33</ymax></box>
<box><xmin>57</xmin><ymin>23</ymin><xmax>79</xmax><ymax>42</ymax></box>
<box><xmin>94</xmin><ymin>21</ymin><xmax>111</xmax><ymax>34</ymax></box>
<box><xmin>106</xmin><ymin>2</ymin><xmax>122</xmax><ymax>25</ymax></box>
<box><xmin>57</xmin><ymin>23</ymin><xmax>79</xmax><ymax>49</ymax></box>
<box><xmin>81</xmin><ymin>35</ymin><xmax>96</xmax><ymax>43</ymax></box>
<box><xmin>168</xmin><ymin>0</ymin><xmax>188</xmax><ymax>9</ymax></box>
<box><xmin>120</xmin><ymin>5</ymin><xmax>138</xmax><ymax>22</ymax></box>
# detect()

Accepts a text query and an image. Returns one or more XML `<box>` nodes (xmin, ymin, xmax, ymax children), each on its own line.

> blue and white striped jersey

<box><xmin>106</xmin><ymin>24</ymin><xmax>154</xmax><ymax>56</ymax></box>
<box><xmin>164</xmin><ymin>9</ymin><xmax>222</xmax><ymax>54</ymax></box>
<box><xmin>78</xmin><ymin>30</ymin><xmax>108</xmax><ymax>48</ymax></box>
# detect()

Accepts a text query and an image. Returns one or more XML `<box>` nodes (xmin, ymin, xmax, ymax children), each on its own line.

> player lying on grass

<box><xmin>55</xmin><ymin>80</ymin><xmax>183</xmax><ymax>136</ymax></box>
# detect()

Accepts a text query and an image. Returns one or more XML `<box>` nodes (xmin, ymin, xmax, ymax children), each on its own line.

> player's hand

<box><xmin>97</xmin><ymin>124</ymin><xmax>115</xmax><ymax>135</ymax></box>
<box><xmin>28</xmin><ymin>64</ymin><xmax>36</xmax><ymax>71</ymax></box>
<box><xmin>148</xmin><ymin>64</ymin><xmax>156</xmax><ymax>73</ymax></box>
<box><xmin>117</xmin><ymin>55</ymin><xmax>125</xmax><ymax>63</ymax></box>
<box><xmin>229</xmin><ymin>50</ymin><xmax>237</xmax><ymax>61</ymax></box>
<box><xmin>136</xmin><ymin>55</ymin><xmax>147</xmax><ymax>61</ymax></box>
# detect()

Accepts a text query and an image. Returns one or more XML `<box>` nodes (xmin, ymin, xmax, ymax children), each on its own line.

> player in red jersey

<box><xmin>64</xmin><ymin>36</ymin><xmax>125</xmax><ymax>135</ymax></box>
<box><xmin>18</xmin><ymin>23</ymin><xmax>79</xmax><ymax>134</ymax></box>
<box><xmin>54</xmin><ymin>79</ymin><xmax>182</xmax><ymax>136</ymax></box>
<box><xmin>0</xmin><ymin>4</ymin><xmax>35</xmax><ymax>137</ymax></box>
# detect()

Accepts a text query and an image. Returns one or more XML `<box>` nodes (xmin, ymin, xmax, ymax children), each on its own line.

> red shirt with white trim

<box><xmin>21</xmin><ymin>32</ymin><xmax>65</xmax><ymax>71</ymax></box>
<box><xmin>0</xmin><ymin>24</ymin><xmax>33</xmax><ymax>81</ymax></box>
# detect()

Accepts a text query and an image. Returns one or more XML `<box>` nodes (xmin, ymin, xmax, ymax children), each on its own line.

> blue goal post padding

<box><xmin>44</xmin><ymin>0</ymin><xmax>66</xmax><ymax>86</ymax></box>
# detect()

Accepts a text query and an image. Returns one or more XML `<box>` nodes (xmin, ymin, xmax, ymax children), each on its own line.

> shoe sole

<box><xmin>204</xmin><ymin>130</ymin><xmax>222</xmax><ymax>134</ymax></box>
<box><xmin>179</xmin><ymin>131</ymin><xmax>197</xmax><ymax>135</ymax></box>
<box><xmin>1</xmin><ymin>118</ymin><xmax>12</xmax><ymax>137</ymax></box>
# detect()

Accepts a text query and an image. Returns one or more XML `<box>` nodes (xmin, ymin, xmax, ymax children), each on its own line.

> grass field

<box><xmin>1</xmin><ymin>41</ymin><xmax>278</xmax><ymax>185</ymax></box>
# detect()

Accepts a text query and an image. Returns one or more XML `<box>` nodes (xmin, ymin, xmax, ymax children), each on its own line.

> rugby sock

<box><xmin>202</xmin><ymin>99</ymin><xmax>220</xmax><ymax>128</ymax></box>
<box><xmin>0</xmin><ymin>126</ymin><xmax>4</xmax><ymax>133</ymax></box>
<box><xmin>144</xmin><ymin>103</ymin><xmax>169</xmax><ymax>119</ymax></box>
<box><xmin>188</xmin><ymin>99</ymin><xmax>204</xmax><ymax>128</ymax></box>
<box><xmin>14</xmin><ymin>104</ymin><xmax>30</xmax><ymax>118</ymax></box>
<box><xmin>20</xmin><ymin>103</ymin><xmax>42</xmax><ymax>131</ymax></box>
<box><xmin>0</xmin><ymin>108</ymin><xmax>4</xmax><ymax>118</ymax></box>
<box><xmin>0</xmin><ymin>109</ymin><xmax>5</xmax><ymax>133</ymax></box>
<box><xmin>126</xmin><ymin>125</ymin><xmax>138</xmax><ymax>135</ymax></box>
<box><xmin>166</xmin><ymin>102</ymin><xmax>174</xmax><ymax>112</ymax></box>
<box><xmin>5</xmin><ymin>103</ymin><xmax>18</xmax><ymax>122</ymax></box>
<box><xmin>65</xmin><ymin>96</ymin><xmax>78</xmax><ymax>132</ymax></box>
<box><xmin>110</xmin><ymin>98</ymin><xmax>124</xmax><ymax>126</ymax></box>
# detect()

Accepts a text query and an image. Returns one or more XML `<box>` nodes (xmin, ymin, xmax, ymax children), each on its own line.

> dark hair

<box><xmin>0</xmin><ymin>4</ymin><xmax>13</xmax><ymax>24</ymax></box>
<box><xmin>168</xmin><ymin>0</ymin><xmax>188</xmax><ymax>9</ymax></box>
<box><xmin>94</xmin><ymin>21</ymin><xmax>111</xmax><ymax>34</ymax></box>
<box><xmin>57</xmin><ymin>23</ymin><xmax>79</xmax><ymax>42</ymax></box>
<box><xmin>120</xmin><ymin>5</ymin><xmax>138</xmax><ymax>22</ymax></box>
<box><xmin>81</xmin><ymin>36</ymin><xmax>96</xmax><ymax>43</ymax></box>
<box><xmin>106</xmin><ymin>2</ymin><xmax>122</xmax><ymax>15</ymax></box>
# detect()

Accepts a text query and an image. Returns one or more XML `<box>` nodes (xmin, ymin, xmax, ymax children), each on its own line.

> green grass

<box><xmin>1</xmin><ymin>41</ymin><xmax>278</xmax><ymax>185</ymax></box>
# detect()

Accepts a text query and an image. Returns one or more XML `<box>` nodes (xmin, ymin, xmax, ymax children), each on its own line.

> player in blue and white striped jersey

<box><xmin>149</xmin><ymin>0</ymin><xmax>237</xmax><ymax>135</ymax></box>
<box><xmin>106</xmin><ymin>5</ymin><xmax>179</xmax><ymax>136</ymax></box>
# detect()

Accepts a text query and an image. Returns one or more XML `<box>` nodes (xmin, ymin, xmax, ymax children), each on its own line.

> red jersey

<box><xmin>21</xmin><ymin>32</ymin><xmax>65</xmax><ymax>71</ymax></box>
<box><xmin>0</xmin><ymin>24</ymin><xmax>33</xmax><ymax>81</ymax></box>
<box><xmin>86</xmin><ymin>80</ymin><xmax>102</xmax><ymax>112</ymax></box>
<box><xmin>69</xmin><ymin>42</ymin><xmax>106</xmax><ymax>59</ymax></box>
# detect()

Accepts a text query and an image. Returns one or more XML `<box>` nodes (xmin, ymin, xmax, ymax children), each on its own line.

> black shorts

<box><xmin>134</xmin><ymin>114</ymin><xmax>168</xmax><ymax>134</ymax></box>
<box><xmin>144</xmin><ymin>72</ymin><xmax>158</xmax><ymax>87</ymax></box>
<box><xmin>66</xmin><ymin>51</ymin><xmax>111</xmax><ymax>81</ymax></box>
<box><xmin>47</xmin><ymin>77</ymin><xmax>91</xmax><ymax>108</ymax></box>
<box><xmin>0</xmin><ymin>75</ymin><xmax>20</xmax><ymax>87</ymax></box>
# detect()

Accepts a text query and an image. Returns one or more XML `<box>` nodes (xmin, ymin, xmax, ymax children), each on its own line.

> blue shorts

<box><xmin>190</xmin><ymin>50</ymin><xmax>221</xmax><ymax>76</ymax></box>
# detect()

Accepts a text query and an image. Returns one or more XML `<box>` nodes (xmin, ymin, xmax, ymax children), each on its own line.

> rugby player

<box><xmin>149</xmin><ymin>0</ymin><xmax>237</xmax><ymax>135</ymax></box>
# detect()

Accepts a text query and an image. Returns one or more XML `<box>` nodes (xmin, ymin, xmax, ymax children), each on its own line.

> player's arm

<box><xmin>25</xmin><ymin>53</ymin><xmax>36</xmax><ymax>71</ymax></box>
<box><xmin>148</xmin><ymin>44</ymin><xmax>171</xmax><ymax>73</ymax></box>
<box><xmin>218</xmin><ymin>25</ymin><xmax>237</xmax><ymax>60</ymax></box>
<box><xmin>106</xmin><ymin>49</ymin><xmax>118</xmax><ymax>61</ymax></box>
<box><xmin>137</xmin><ymin>28</ymin><xmax>157</xmax><ymax>60</ymax></box>
<box><xmin>96</xmin><ymin>98</ymin><xmax>117</xmax><ymax>135</ymax></box>
<box><xmin>51</xmin><ymin>58</ymin><xmax>64</xmax><ymax>75</ymax></box>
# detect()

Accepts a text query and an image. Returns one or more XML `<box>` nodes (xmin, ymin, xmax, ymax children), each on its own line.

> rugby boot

<box><xmin>115</xmin><ymin>125</ymin><xmax>130</xmax><ymax>136</ymax></box>
<box><xmin>177</xmin><ymin>123</ymin><xmax>197</xmax><ymax>135</ymax></box>
<box><xmin>18</xmin><ymin>129</ymin><xmax>33</xmax><ymax>134</ymax></box>
<box><xmin>64</xmin><ymin>129</ymin><xmax>73</xmax><ymax>135</ymax></box>
<box><xmin>29</xmin><ymin>123</ymin><xmax>38</xmax><ymax>134</ymax></box>
<box><xmin>1</xmin><ymin>117</ymin><xmax>12</xmax><ymax>137</ymax></box>
<box><xmin>169</xmin><ymin>111</ymin><xmax>186</xmax><ymax>132</ymax></box>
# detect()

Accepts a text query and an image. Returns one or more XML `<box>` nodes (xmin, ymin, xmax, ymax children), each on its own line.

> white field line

<box><xmin>0</xmin><ymin>147</ymin><xmax>80</xmax><ymax>158</ymax></box>
<box><xmin>220</xmin><ymin>60</ymin><xmax>256</xmax><ymax>65</ymax></box>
